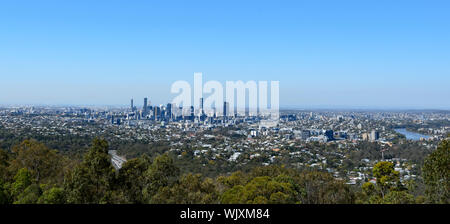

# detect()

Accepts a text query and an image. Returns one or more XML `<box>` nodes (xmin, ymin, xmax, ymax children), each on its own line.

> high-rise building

<box><xmin>370</xmin><ymin>130</ymin><xmax>379</xmax><ymax>141</ymax></box>
<box><xmin>190</xmin><ymin>106</ymin><xmax>194</xmax><ymax>121</ymax></box>
<box><xmin>154</xmin><ymin>106</ymin><xmax>160</xmax><ymax>120</ymax></box>
<box><xmin>199</xmin><ymin>98</ymin><xmax>204</xmax><ymax>115</ymax></box>
<box><xmin>325</xmin><ymin>130</ymin><xmax>334</xmax><ymax>141</ymax></box>
<box><xmin>166</xmin><ymin>103</ymin><xmax>172</xmax><ymax>120</ymax></box>
<box><xmin>178</xmin><ymin>106</ymin><xmax>183</xmax><ymax>120</ymax></box>
<box><xmin>362</xmin><ymin>133</ymin><xmax>370</xmax><ymax>141</ymax></box>
<box><xmin>223</xmin><ymin>101</ymin><xmax>229</xmax><ymax>117</ymax></box>
<box><xmin>131</xmin><ymin>98</ymin><xmax>134</xmax><ymax>112</ymax></box>
<box><xmin>143</xmin><ymin>98</ymin><xmax>148</xmax><ymax>116</ymax></box>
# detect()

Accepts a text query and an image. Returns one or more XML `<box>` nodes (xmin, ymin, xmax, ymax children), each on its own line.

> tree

<box><xmin>143</xmin><ymin>153</ymin><xmax>180</xmax><ymax>203</ymax></box>
<box><xmin>9</xmin><ymin>140</ymin><xmax>63</xmax><ymax>185</ymax></box>
<box><xmin>11</xmin><ymin>168</ymin><xmax>32</xmax><ymax>199</ymax></box>
<box><xmin>382</xmin><ymin>190</ymin><xmax>414</xmax><ymax>204</ymax></box>
<box><xmin>372</xmin><ymin>161</ymin><xmax>400</xmax><ymax>198</ymax></box>
<box><xmin>152</xmin><ymin>173</ymin><xmax>219</xmax><ymax>204</ymax></box>
<box><xmin>38</xmin><ymin>187</ymin><xmax>66</xmax><ymax>204</ymax></box>
<box><xmin>14</xmin><ymin>184</ymin><xmax>41</xmax><ymax>204</ymax></box>
<box><xmin>422</xmin><ymin>139</ymin><xmax>449</xmax><ymax>203</ymax></box>
<box><xmin>362</xmin><ymin>182</ymin><xmax>376</xmax><ymax>195</ymax></box>
<box><xmin>64</xmin><ymin>138</ymin><xmax>116</xmax><ymax>204</ymax></box>
<box><xmin>359</xmin><ymin>161</ymin><xmax>414</xmax><ymax>204</ymax></box>
<box><xmin>217</xmin><ymin>171</ymin><xmax>247</xmax><ymax>189</ymax></box>
<box><xmin>0</xmin><ymin>149</ymin><xmax>9</xmax><ymax>182</ymax></box>
<box><xmin>0</xmin><ymin>179</ymin><xmax>10</xmax><ymax>204</ymax></box>
<box><xmin>116</xmin><ymin>155</ymin><xmax>152</xmax><ymax>203</ymax></box>
<box><xmin>9</xmin><ymin>168</ymin><xmax>44</xmax><ymax>204</ymax></box>
<box><xmin>297</xmin><ymin>171</ymin><xmax>354</xmax><ymax>204</ymax></box>
<box><xmin>221</xmin><ymin>175</ymin><xmax>298</xmax><ymax>204</ymax></box>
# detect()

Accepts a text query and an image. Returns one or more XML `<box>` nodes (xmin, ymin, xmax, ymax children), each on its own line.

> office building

<box><xmin>131</xmin><ymin>98</ymin><xmax>134</xmax><ymax>112</ymax></box>
<box><xmin>370</xmin><ymin>130</ymin><xmax>379</xmax><ymax>141</ymax></box>
<box><xmin>143</xmin><ymin>97</ymin><xmax>148</xmax><ymax>116</ymax></box>
<box><xmin>223</xmin><ymin>101</ymin><xmax>229</xmax><ymax>118</ymax></box>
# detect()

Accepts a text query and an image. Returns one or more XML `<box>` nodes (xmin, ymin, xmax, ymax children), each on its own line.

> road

<box><xmin>108</xmin><ymin>150</ymin><xmax>127</xmax><ymax>169</ymax></box>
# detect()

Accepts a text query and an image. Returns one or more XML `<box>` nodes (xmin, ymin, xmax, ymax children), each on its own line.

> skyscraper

<box><xmin>131</xmin><ymin>98</ymin><xmax>134</xmax><ymax>112</ymax></box>
<box><xmin>223</xmin><ymin>101</ymin><xmax>229</xmax><ymax>118</ymax></box>
<box><xmin>370</xmin><ymin>130</ymin><xmax>379</xmax><ymax>141</ymax></box>
<box><xmin>154</xmin><ymin>106</ymin><xmax>160</xmax><ymax>120</ymax></box>
<box><xmin>166</xmin><ymin>103</ymin><xmax>172</xmax><ymax>120</ymax></box>
<box><xmin>325</xmin><ymin>130</ymin><xmax>334</xmax><ymax>141</ymax></box>
<box><xmin>143</xmin><ymin>98</ymin><xmax>148</xmax><ymax>116</ymax></box>
<box><xmin>199</xmin><ymin>97</ymin><xmax>204</xmax><ymax>115</ymax></box>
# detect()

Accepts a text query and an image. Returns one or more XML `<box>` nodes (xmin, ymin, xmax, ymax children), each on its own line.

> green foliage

<box><xmin>221</xmin><ymin>175</ymin><xmax>297</xmax><ymax>204</ymax></box>
<box><xmin>422</xmin><ymin>139</ymin><xmax>449</xmax><ymax>203</ymax></box>
<box><xmin>382</xmin><ymin>190</ymin><xmax>414</xmax><ymax>204</ymax></box>
<box><xmin>0</xmin><ymin>180</ymin><xmax>10</xmax><ymax>204</ymax></box>
<box><xmin>359</xmin><ymin>161</ymin><xmax>416</xmax><ymax>204</ymax></box>
<box><xmin>298</xmin><ymin>171</ymin><xmax>355</xmax><ymax>204</ymax></box>
<box><xmin>0</xmin><ymin>138</ymin><xmax>446</xmax><ymax>204</ymax></box>
<box><xmin>0</xmin><ymin>149</ymin><xmax>9</xmax><ymax>181</ymax></box>
<box><xmin>11</xmin><ymin>168</ymin><xmax>32</xmax><ymax>199</ymax></box>
<box><xmin>152</xmin><ymin>173</ymin><xmax>219</xmax><ymax>204</ymax></box>
<box><xmin>116</xmin><ymin>155</ymin><xmax>152</xmax><ymax>203</ymax></box>
<box><xmin>38</xmin><ymin>187</ymin><xmax>66</xmax><ymax>204</ymax></box>
<box><xmin>143</xmin><ymin>153</ymin><xmax>180</xmax><ymax>202</ymax></box>
<box><xmin>362</xmin><ymin>182</ymin><xmax>376</xmax><ymax>195</ymax></box>
<box><xmin>372</xmin><ymin>161</ymin><xmax>400</xmax><ymax>198</ymax></box>
<box><xmin>10</xmin><ymin>139</ymin><xmax>64</xmax><ymax>184</ymax></box>
<box><xmin>14</xmin><ymin>184</ymin><xmax>41</xmax><ymax>204</ymax></box>
<box><xmin>64</xmin><ymin>138</ymin><xmax>116</xmax><ymax>204</ymax></box>
<box><xmin>220</xmin><ymin>167</ymin><xmax>355</xmax><ymax>204</ymax></box>
<box><xmin>217</xmin><ymin>171</ymin><xmax>247</xmax><ymax>189</ymax></box>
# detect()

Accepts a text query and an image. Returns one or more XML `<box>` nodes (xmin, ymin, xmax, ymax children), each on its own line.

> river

<box><xmin>394</xmin><ymin>128</ymin><xmax>431</xmax><ymax>140</ymax></box>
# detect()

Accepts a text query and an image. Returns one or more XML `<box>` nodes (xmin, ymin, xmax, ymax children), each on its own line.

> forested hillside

<box><xmin>0</xmin><ymin>138</ymin><xmax>448</xmax><ymax>204</ymax></box>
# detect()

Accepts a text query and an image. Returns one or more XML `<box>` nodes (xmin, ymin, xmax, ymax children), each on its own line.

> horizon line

<box><xmin>0</xmin><ymin>103</ymin><xmax>449</xmax><ymax>111</ymax></box>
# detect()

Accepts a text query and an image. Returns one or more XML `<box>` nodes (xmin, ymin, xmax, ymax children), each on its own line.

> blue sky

<box><xmin>0</xmin><ymin>0</ymin><xmax>449</xmax><ymax>109</ymax></box>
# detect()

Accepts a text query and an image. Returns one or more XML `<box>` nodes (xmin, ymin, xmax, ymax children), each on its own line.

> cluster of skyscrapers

<box><xmin>121</xmin><ymin>98</ymin><xmax>232</xmax><ymax>123</ymax></box>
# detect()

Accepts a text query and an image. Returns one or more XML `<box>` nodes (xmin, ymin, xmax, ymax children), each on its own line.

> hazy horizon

<box><xmin>1</xmin><ymin>102</ymin><xmax>449</xmax><ymax>111</ymax></box>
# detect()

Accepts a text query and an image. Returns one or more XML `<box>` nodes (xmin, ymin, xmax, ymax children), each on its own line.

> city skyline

<box><xmin>1</xmin><ymin>1</ymin><xmax>449</xmax><ymax>109</ymax></box>
<box><xmin>1</xmin><ymin>97</ymin><xmax>450</xmax><ymax>111</ymax></box>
